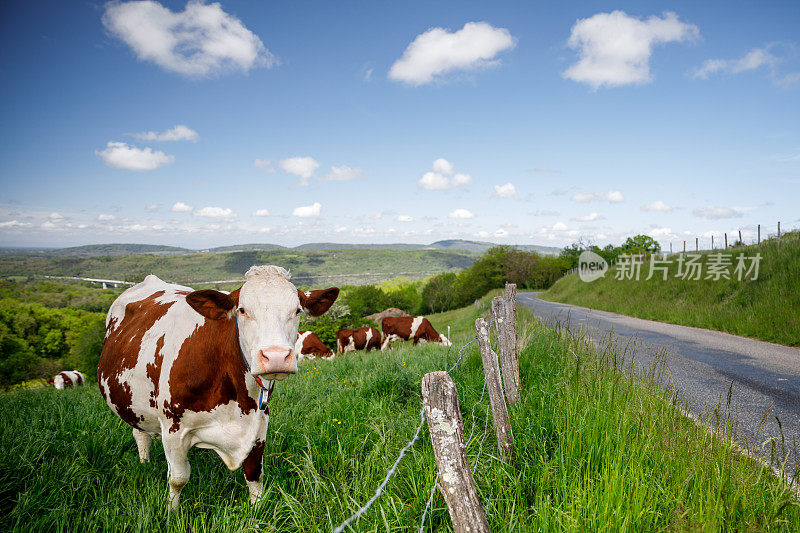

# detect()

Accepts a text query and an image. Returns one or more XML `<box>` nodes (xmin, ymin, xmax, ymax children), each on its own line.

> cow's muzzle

<box><xmin>257</xmin><ymin>346</ymin><xmax>297</xmax><ymax>381</ymax></box>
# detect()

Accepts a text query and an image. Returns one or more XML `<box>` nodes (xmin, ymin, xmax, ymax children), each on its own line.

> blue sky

<box><xmin>1</xmin><ymin>1</ymin><xmax>798</xmax><ymax>249</ymax></box>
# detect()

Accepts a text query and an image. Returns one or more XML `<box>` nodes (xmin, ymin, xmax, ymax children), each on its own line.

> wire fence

<box><xmin>332</xmin><ymin>295</ymin><xmax>513</xmax><ymax>532</ymax></box>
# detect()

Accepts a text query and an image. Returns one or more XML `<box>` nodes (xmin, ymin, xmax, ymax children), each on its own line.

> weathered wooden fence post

<box><xmin>491</xmin><ymin>284</ymin><xmax>520</xmax><ymax>405</ymax></box>
<box><xmin>422</xmin><ymin>372</ymin><xmax>490</xmax><ymax>533</ymax></box>
<box><xmin>778</xmin><ymin>221</ymin><xmax>781</xmax><ymax>246</ymax></box>
<box><xmin>724</xmin><ymin>233</ymin><xmax>728</xmax><ymax>249</ymax></box>
<box><xmin>711</xmin><ymin>235</ymin><xmax>714</xmax><ymax>249</ymax></box>
<box><xmin>758</xmin><ymin>224</ymin><xmax>761</xmax><ymax>245</ymax></box>
<box><xmin>475</xmin><ymin>318</ymin><xmax>514</xmax><ymax>459</ymax></box>
<box><xmin>695</xmin><ymin>237</ymin><xmax>699</xmax><ymax>252</ymax></box>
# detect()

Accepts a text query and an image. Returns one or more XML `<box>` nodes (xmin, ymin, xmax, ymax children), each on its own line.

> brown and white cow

<box><xmin>54</xmin><ymin>370</ymin><xmax>85</xmax><ymax>389</ymax></box>
<box><xmin>336</xmin><ymin>327</ymin><xmax>382</xmax><ymax>354</ymax></box>
<box><xmin>381</xmin><ymin>316</ymin><xmax>452</xmax><ymax>351</ymax></box>
<box><xmin>295</xmin><ymin>330</ymin><xmax>334</xmax><ymax>360</ymax></box>
<box><xmin>98</xmin><ymin>266</ymin><xmax>338</xmax><ymax>509</ymax></box>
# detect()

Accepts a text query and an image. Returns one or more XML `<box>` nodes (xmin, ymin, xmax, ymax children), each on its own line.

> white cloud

<box><xmin>195</xmin><ymin>206</ymin><xmax>235</xmax><ymax>219</ymax></box>
<box><xmin>563</xmin><ymin>11</ymin><xmax>699</xmax><ymax>89</ymax></box>
<box><xmin>293</xmin><ymin>202</ymin><xmax>322</xmax><ymax>218</ymax></box>
<box><xmin>693</xmin><ymin>205</ymin><xmax>743</xmax><ymax>219</ymax></box>
<box><xmin>571</xmin><ymin>190</ymin><xmax>624</xmax><ymax>203</ymax></box>
<box><xmin>418</xmin><ymin>159</ymin><xmax>472</xmax><ymax>190</ymax></box>
<box><xmin>146</xmin><ymin>204</ymin><xmax>160</xmax><ymax>212</ymax></box>
<box><xmin>324</xmin><ymin>165</ymin><xmax>362</xmax><ymax>181</ymax></box>
<box><xmin>279</xmin><ymin>157</ymin><xmax>320</xmax><ymax>185</ymax></box>
<box><xmin>97</xmin><ymin>214</ymin><xmax>116</xmax><ymax>221</ymax></box>
<box><xmin>692</xmin><ymin>45</ymin><xmax>798</xmax><ymax>86</ymax></box>
<box><xmin>448</xmin><ymin>208</ymin><xmax>475</xmax><ymax>219</ymax></box>
<box><xmin>48</xmin><ymin>212</ymin><xmax>64</xmax><ymax>221</ymax></box>
<box><xmin>572</xmin><ymin>212</ymin><xmax>602</xmax><ymax>222</ymax></box>
<box><xmin>389</xmin><ymin>21</ymin><xmax>516</xmax><ymax>85</ymax></box>
<box><xmin>641</xmin><ymin>200</ymin><xmax>673</xmax><ymax>212</ymax></box>
<box><xmin>135</xmin><ymin>124</ymin><xmax>198</xmax><ymax>142</ymax></box>
<box><xmin>253</xmin><ymin>209</ymin><xmax>270</xmax><ymax>217</ymax></box>
<box><xmin>396</xmin><ymin>215</ymin><xmax>414</xmax><ymax>222</ymax></box>
<box><xmin>333</xmin><ymin>224</ymin><xmax>348</xmax><ymax>233</ymax></box>
<box><xmin>95</xmin><ymin>141</ymin><xmax>174</xmax><ymax>171</ymax></box>
<box><xmin>102</xmin><ymin>0</ymin><xmax>274</xmax><ymax>77</ymax></box>
<box><xmin>530</xmin><ymin>209</ymin><xmax>560</xmax><ymax>216</ymax></box>
<box><xmin>552</xmin><ymin>222</ymin><xmax>568</xmax><ymax>231</ymax></box>
<box><xmin>649</xmin><ymin>227</ymin><xmax>674</xmax><ymax>238</ymax></box>
<box><xmin>492</xmin><ymin>183</ymin><xmax>516</xmax><ymax>198</ymax></box>
<box><xmin>474</xmin><ymin>230</ymin><xmax>490</xmax><ymax>239</ymax></box>
<box><xmin>171</xmin><ymin>202</ymin><xmax>193</xmax><ymax>212</ymax></box>
<box><xmin>432</xmin><ymin>158</ymin><xmax>455</xmax><ymax>175</ymax></box>
<box><xmin>254</xmin><ymin>158</ymin><xmax>275</xmax><ymax>172</ymax></box>
<box><xmin>0</xmin><ymin>220</ymin><xmax>32</xmax><ymax>229</ymax></box>
<box><xmin>494</xmin><ymin>228</ymin><xmax>509</xmax><ymax>237</ymax></box>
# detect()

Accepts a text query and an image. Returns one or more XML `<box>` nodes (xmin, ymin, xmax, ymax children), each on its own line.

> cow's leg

<box><xmin>163</xmin><ymin>438</ymin><xmax>191</xmax><ymax>510</ymax></box>
<box><xmin>133</xmin><ymin>428</ymin><xmax>152</xmax><ymax>463</ymax></box>
<box><xmin>381</xmin><ymin>335</ymin><xmax>392</xmax><ymax>351</ymax></box>
<box><xmin>243</xmin><ymin>440</ymin><xmax>265</xmax><ymax>504</ymax></box>
<box><xmin>336</xmin><ymin>338</ymin><xmax>342</xmax><ymax>354</ymax></box>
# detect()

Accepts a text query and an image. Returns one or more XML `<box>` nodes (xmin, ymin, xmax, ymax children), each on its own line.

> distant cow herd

<box><xmin>51</xmin><ymin>264</ymin><xmax>453</xmax><ymax>509</ymax></box>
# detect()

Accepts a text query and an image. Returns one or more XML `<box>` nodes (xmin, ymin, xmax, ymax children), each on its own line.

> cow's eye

<box><xmin>295</xmin><ymin>307</ymin><xmax>302</xmax><ymax>316</ymax></box>
<box><xmin>238</xmin><ymin>308</ymin><xmax>247</xmax><ymax>316</ymax></box>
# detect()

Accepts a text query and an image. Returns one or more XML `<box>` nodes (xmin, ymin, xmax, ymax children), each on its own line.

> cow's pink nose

<box><xmin>257</xmin><ymin>347</ymin><xmax>296</xmax><ymax>375</ymax></box>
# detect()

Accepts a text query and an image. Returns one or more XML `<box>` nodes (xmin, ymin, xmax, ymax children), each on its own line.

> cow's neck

<box><xmin>231</xmin><ymin>316</ymin><xmax>273</xmax><ymax>412</ymax></box>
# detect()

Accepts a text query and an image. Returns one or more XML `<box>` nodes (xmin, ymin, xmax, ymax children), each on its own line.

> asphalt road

<box><xmin>518</xmin><ymin>292</ymin><xmax>800</xmax><ymax>477</ymax></box>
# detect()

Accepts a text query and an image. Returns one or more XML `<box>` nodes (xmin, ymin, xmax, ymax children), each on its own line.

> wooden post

<box><xmin>422</xmin><ymin>372</ymin><xmax>490</xmax><ymax>533</ymax></box>
<box><xmin>738</xmin><ymin>229</ymin><xmax>742</xmax><ymax>245</ymax></box>
<box><xmin>711</xmin><ymin>235</ymin><xmax>714</xmax><ymax>249</ymax></box>
<box><xmin>696</xmin><ymin>237</ymin><xmax>699</xmax><ymax>252</ymax></box>
<box><xmin>475</xmin><ymin>318</ymin><xmax>514</xmax><ymax>459</ymax></box>
<box><xmin>758</xmin><ymin>224</ymin><xmax>761</xmax><ymax>245</ymax></box>
<box><xmin>778</xmin><ymin>221</ymin><xmax>781</xmax><ymax>246</ymax></box>
<box><xmin>492</xmin><ymin>294</ymin><xmax>519</xmax><ymax>405</ymax></box>
<box><xmin>683</xmin><ymin>241</ymin><xmax>686</xmax><ymax>256</ymax></box>
<box><xmin>724</xmin><ymin>233</ymin><xmax>727</xmax><ymax>249</ymax></box>
<box><xmin>670</xmin><ymin>242</ymin><xmax>673</xmax><ymax>254</ymax></box>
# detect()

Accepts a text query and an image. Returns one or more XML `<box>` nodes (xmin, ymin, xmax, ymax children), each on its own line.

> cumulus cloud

<box><xmin>418</xmin><ymin>159</ymin><xmax>472</xmax><ymax>190</ymax></box>
<box><xmin>389</xmin><ymin>21</ymin><xmax>516</xmax><ymax>85</ymax></box>
<box><xmin>195</xmin><ymin>206</ymin><xmax>235</xmax><ymax>219</ymax></box>
<box><xmin>293</xmin><ymin>202</ymin><xmax>322</xmax><ymax>218</ymax></box>
<box><xmin>333</xmin><ymin>224</ymin><xmax>347</xmax><ymax>233</ymax></box>
<box><xmin>571</xmin><ymin>190</ymin><xmax>624</xmax><ymax>203</ymax></box>
<box><xmin>448</xmin><ymin>208</ymin><xmax>475</xmax><ymax>219</ymax></box>
<box><xmin>279</xmin><ymin>157</ymin><xmax>320</xmax><ymax>185</ymax></box>
<box><xmin>492</xmin><ymin>183</ymin><xmax>516</xmax><ymax>198</ymax></box>
<box><xmin>552</xmin><ymin>221</ymin><xmax>568</xmax><ymax>231</ymax></box>
<box><xmin>135</xmin><ymin>124</ymin><xmax>198</xmax><ymax>142</ymax></box>
<box><xmin>396</xmin><ymin>215</ymin><xmax>414</xmax><ymax>222</ymax></box>
<box><xmin>563</xmin><ymin>11</ymin><xmax>699</xmax><ymax>89</ymax></box>
<box><xmin>253</xmin><ymin>209</ymin><xmax>270</xmax><ymax>217</ymax></box>
<box><xmin>102</xmin><ymin>0</ymin><xmax>274</xmax><ymax>77</ymax></box>
<box><xmin>693</xmin><ymin>205</ymin><xmax>743</xmax><ymax>219</ymax></box>
<box><xmin>0</xmin><ymin>220</ymin><xmax>32</xmax><ymax>229</ymax></box>
<box><xmin>571</xmin><ymin>212</ymin><xmax>603</xmax><ymax>222</ymax></box>
<box><xmin>324</xmin><ymin>165</ymin><xmax>362</xmax><ymax>181</ymax></box>
<box><xmin>171</xmin><ymin>202</ymin><xmax>193</xmax><ymax>212</ymax></box>
<box><xmin>253</xmin><ymin>158</ymin><xmax>275</xmax><ymax>172</ymax></box>
<box><xmin>494</xmin><ymin>228</ymin><xmax>509</xmax><ymax>237</ymax></box>
<box><xmin>641</xmin><ymin>200</ymin><xmax>673</xmax><ymax>212</ymax></box>
<box><xmin>97</xmin><ymin>214</ymin><xmax>116</xmax><ymax>221</ymax></box>
<box><xmin>146</xmin><ymin>204</ymin><xmax>160</xmax><ymax>212</ymax></box>
<box><xmin>95</xmin><ymin>141</ymin><xmax>174</xmax><ymax>171</ymax></box>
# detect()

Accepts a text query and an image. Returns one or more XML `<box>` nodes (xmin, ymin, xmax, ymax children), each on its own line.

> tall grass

<box><xmin>0</xmin><ymin>296</ymin><xmax>797</xmax><ymax>531</ymax></box>
<box><xmin>544</xmin><ymin>235</ymin><xmax>800</xmax><ymax>346</ymax></box>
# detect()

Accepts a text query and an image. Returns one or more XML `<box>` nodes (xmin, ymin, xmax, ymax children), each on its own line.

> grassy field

<box><xmin>0</xmin><ymin>248</ymin><xmax>476</xmax><ymax>287</ymax></box>
<box><xmin>543</xmin><ymin>235</ymin><xmax>800</xmax><ymax>346</ymax></box>
<box><xmin>1</xmin><ymin>294</ymin><xmax>797</xmax><ymax>531</ymax></box>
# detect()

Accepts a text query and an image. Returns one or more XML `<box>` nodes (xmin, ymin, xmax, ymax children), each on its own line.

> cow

<box><xmin>54</xmin><ymin>370</ymin><xmax>85</xmax><ymax>389</ymax></box>
<box><xmin>336</xmin><ymin>327</ymin><xmax>382</xmax><ymax>354</ymax></box>
<box><xmin>97</xmin><ymin>266</ymin><xmax>338</xmax><ymax>509</ymax></box>
<box><xmin>381</xmin><ymin>316</ymin><xmax>452</xmax><ymax>351</ymax></box>
<box><xmin>295</xmin><ymin>330</ymin><xmax>334</xmax><ymax>360</ymax></box>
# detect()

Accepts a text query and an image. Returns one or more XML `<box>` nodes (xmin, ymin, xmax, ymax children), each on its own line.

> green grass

<box><xmin>1</xmin><ymin>296</ymin><xmax>797</xmax><ymax>531</ymax></box>
<box><xmin>0</xmin><ymin>248</ymin><xmax>476</xmax><ymax>287</ymax></box>
<box><xmin>543</xmin><ymin>235</ymin><xmax>800</xmax><ymax>346</ymax></box>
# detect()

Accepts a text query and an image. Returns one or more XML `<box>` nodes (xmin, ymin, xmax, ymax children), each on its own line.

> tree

<box><xmin>620</xmin><ymin>234</ymin><xmax>661</xmax><ymax>254</ymax></box>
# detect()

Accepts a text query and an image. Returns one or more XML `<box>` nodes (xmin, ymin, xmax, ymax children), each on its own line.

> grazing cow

<box><xmin>97</xmin><ymin>266</ymin><xmax>338</xmax><ymax>509</ymax></box>
<box><xmin>381</xmin><ymin>317</ymin><xmax>452</xmax><ymax>351</ymax></box>
<box><xmin>336</xmin><ymin>327</ymin><xmax>382</xmax><ymax>354</ymax></box>
<box><xmin>295</xmin><ymin>331</ymin><xmax>333</xmax><ymax>360</ymax></box>
<box><xmin>54</xmin><ymin>370</ymin><xmax>85</xmax><ymax>389</ymax></box>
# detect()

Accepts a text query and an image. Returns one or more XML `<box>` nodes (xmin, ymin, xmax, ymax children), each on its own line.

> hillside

<box><xmin>0</xmin><ymin>248</ymin><xmax>477</xmax><ymax>287</ymax></box>
<box><xmin>0</xmin><ymin>239</ymin><xmax>561</xmax><ymax>257</ymax></box>
<box><xmin>542</xmin><ymin>234</ymin><xmax>800</xmax><ymax>346</ymax></box>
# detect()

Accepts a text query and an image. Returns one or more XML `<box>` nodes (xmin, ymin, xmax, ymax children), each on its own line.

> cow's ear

<box><xmin>298</xmin><ymin>287</ymin><xmax>339</xmax><ymax>317</ymax></box>
<box><xmin>186</xmin><ymin>289</ymin><xmax>238</xmax><ymax>320</ymax></box>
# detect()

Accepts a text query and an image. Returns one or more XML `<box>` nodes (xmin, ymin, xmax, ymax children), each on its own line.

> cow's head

<box><xmin>186</xmin><ymin>265</ymin><xmax>338</xmax><ymax>381</ymax></box>
<box><xmin>439</xmin><ymin>334</ymin><xmax>452</xmax><ymax>347</ymax></box>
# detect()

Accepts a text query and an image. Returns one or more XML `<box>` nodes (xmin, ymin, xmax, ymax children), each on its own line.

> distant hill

<box><xmin>207</xmin><ymin>243</ymin><xmax>288</xmax><ymax>253</ymax></box>
<box><xmin>48</xmin><ymin>243</ymin><xmax>192</xmax><ymax>257</ymax></box>
<box><xmin>0</xmin><ymin>239</ymin><xmax>562</xmax><ymax>257</ymax></box>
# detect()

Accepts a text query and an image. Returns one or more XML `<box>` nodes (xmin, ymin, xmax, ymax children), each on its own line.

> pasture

<box><xmin>1</xmin><ymin>297</ymin><xmax>798</xmax><ymax>531</ymax></box>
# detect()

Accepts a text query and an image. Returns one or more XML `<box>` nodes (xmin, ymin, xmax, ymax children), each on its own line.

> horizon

<box><xmin>1</xmin><ymin>1</ymin><xmax>798</xmax><ymax>250</ymax></box>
